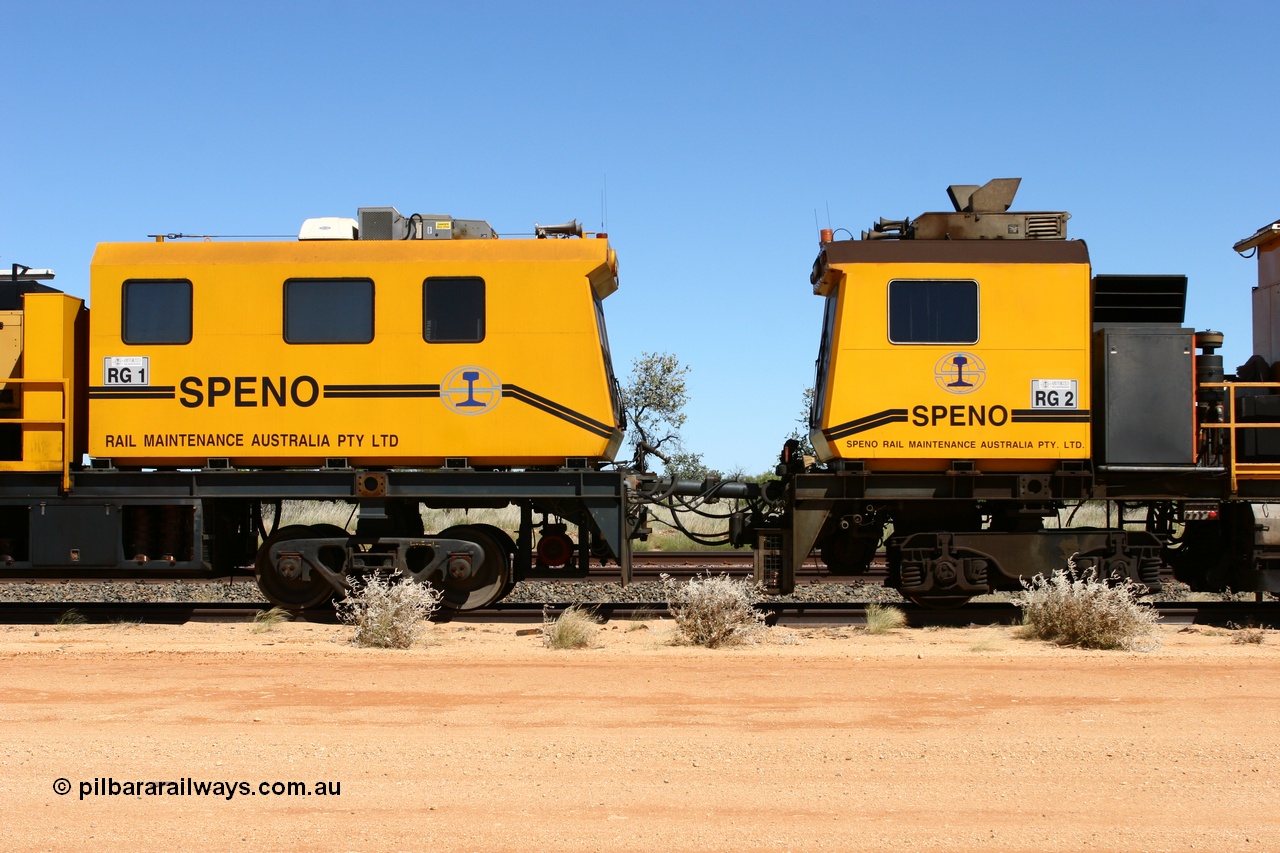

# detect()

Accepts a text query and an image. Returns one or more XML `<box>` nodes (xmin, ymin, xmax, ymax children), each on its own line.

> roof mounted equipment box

<box><xmin>358</xmin><ymin>206</ymin><xmax>407</xmax><ymax>241</ymax></box>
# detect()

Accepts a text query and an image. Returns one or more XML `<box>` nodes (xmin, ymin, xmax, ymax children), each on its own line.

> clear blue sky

<box><xmin>6</xmin><ymin>2</ymin><xmax>1277</xmax><ymax>475</ymax></box>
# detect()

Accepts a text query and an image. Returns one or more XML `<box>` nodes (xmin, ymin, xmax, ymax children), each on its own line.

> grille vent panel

<box><xmin>1025</xmin><ymin>215</ymin><xmax>1064</xmax><ymax>239</ymax></box>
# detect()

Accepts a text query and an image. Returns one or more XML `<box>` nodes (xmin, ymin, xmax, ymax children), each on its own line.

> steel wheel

<box><xmin>468</xmin><ymin>523</ymin><xmax>516</xmax><ymax>561</ymax></box>
<box><xmin>437</xmin><ymin>525</ymin><xmax>510</xmax><ymax>611</ymax></box>
<box><xmin>467</xmin><ymin>523</ymin><xmax>519</xmax><ymax>598</ymax></box>
<box><xmin>255</xmin><ymin>524</ymin><xmax>337</xmax><ymax>610</ymax></box>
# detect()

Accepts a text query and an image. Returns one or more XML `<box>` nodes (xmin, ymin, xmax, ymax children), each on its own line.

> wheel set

<box><xmin>254</xmin><ymin>523</ymin><xmax>515</xmax><ymax>613</ymax></box>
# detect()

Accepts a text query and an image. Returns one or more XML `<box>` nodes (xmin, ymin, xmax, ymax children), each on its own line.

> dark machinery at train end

<box><xmin>751</xmin><ymin>179</ymin><xmax>1280</xmax><ymax>606</ymax></box>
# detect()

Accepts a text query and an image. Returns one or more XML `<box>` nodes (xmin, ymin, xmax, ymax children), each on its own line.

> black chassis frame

<box><xmin>755</xmin><ymin>464</ymin><xmax>1265</xmax><ymax>596</ymax></box>
<box><xmin>0</xmin><ymin>468</ymin><xmax>632</xmax><ymax>583</ymax></box>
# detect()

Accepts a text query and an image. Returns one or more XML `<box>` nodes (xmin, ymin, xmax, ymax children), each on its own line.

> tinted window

<box><xmin>424</xmin><ymin>277</ymin><xmax>485</xmax><ymax>343</ymax></box>
<box><xmin>122</xmin><ymin>279</ymin><xmax>193</xmax><ymax>344</ymax></box>
<box><xmin>284</xmin><ymin>279</ymin><xmax>374</xmax><ymax>344</ymax></box>
<box><xmin>593</xmin><ymin>293</ymin><xmax>622</xmax><ymax>422</ymax></box>
<box><xmin>888</xmin><ymin>280</ymin><xmax>978</xmax><ymax>344</ymax></box>
<box><xmin>812</xmin><ymin>293</ymin><xmax>839</xmax><ymax>428</ymax></box>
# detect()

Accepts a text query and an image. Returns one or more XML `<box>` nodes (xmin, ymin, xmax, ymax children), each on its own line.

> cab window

<box><xmin>811</xmin><ymin>292</ymin><xmax>839</xmax><ymax>429</ymax></box>
<box><xmin>284</xmin><ymin>279</ymin><xmax>374</xmax><ymax>344</ymax></box>
<box><xmin>593</xmin><ymin>293</ymin><xmax>623</xmax><ymax>423</ymax></box>
<box><xmin>122</xmin><ymin>279</ymin><xmax>193</xmax><ymax>345</ymax></box>
<box><xmin>888</xmin><ymin>279</ymin><xmax>978</xmax><ymax>344</ymax></box>
<box><xmin>423</xmin><ymin>277</ymin><xmax>485</xmax><ymax>343</ymax></box>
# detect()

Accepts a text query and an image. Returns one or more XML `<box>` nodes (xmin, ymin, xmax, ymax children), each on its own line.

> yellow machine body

<box><xmin>88</xmin><ymin>238</ymin><xmax>623</xmax><ymax>467</ymax></box>
<box><xmin>0</xmin><ymin>291</ymin><xmax>86</xmax><ymax>484</ymax></box>
<box><xmin>810</xmin><ymin>241</ymin><xmax>1092</xmax><ymax>472</ymax></box>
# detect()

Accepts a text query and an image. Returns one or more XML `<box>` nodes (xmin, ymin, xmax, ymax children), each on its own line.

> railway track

<box><xmin>0</xmin><ymin>550</ymin><xmax>880</xmax><ymax>587</ymax></box>
<box><xmin>615</xmin><ymin>550</ymin><xmax>885</xmax><ymax>583</ymax></box>
<box><xmin>4</xmin><ymin>599</ymin><xmax>1275</xmax><ymax>629</ymax></box>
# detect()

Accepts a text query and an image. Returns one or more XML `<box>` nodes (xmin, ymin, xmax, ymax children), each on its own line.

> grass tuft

<box><xmin>55</xmin><ymin>608</ymin><xmax>87</xmax><ymax>629</ymax></box>
<box><xmin>336</xmin><ymin>572</ymin><xmax>442</xmax><ymax>649</ymax></box>
<box><xmin>768</xmin><ymin>629</ymin><xmax>801</xmax><ymax>646</ymax></box>
<box><xmin>863</xmin><ymin>604</ymin><xmax>907</xmax><ymax>634</ymax></box>
<box><xmin>968</xmin><ymin>628</ymin><xmax>1005</xmax><ymax>652</ymax></box>
<box><xmin>661</xmin><ymin>572</ymin><xmax>765</xmax><ymax>648</ymax></box>
<box><xmin>541</xmin><ymin>605</ymin><xmax>601</xmax><ymax>649</ymax></box>
<box><xmin>252</xmin><ymin>606</ymin><xmax>292</xmax><ymax>634</ymax></box>
<box><xmin>623</xmin><ymin>604</ymin><xmax>662</xmax><ymax>632</ymax></box>
<box><xmin>1012</xmin><ymin>565</ymin><xmax>1160</xmax><ymax>651</ymax></box>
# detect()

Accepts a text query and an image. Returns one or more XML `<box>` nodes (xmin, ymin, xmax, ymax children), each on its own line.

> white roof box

<box><xmin>299</xmin><ymin>217</ymin><xmax>358</xmax><ymax>241</ymax></box>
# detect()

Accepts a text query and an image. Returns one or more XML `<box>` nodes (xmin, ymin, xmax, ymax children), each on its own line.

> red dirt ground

<box><xmin>1</xmin><ymin>619</ymin><xmax>1277</xmax><ymax>852</ymax></box>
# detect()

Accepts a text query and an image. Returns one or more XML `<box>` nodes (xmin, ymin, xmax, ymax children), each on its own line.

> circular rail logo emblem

<box><xmin>934</xmin><ymin>352</ymin><xmax>986</xmax><ymax>394</ymax></box>
<box><xmin>441</xmin><ymin>366</ymin><xmax>502</xmax><ymax>415</ymax></box>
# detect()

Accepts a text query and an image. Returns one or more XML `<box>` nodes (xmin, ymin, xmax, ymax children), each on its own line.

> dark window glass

<box><xmin>888</xmin><ymin>279</ymin><xmax>978</xmax><ymax>344</ymax></box>
<box><xmin>284</xmin><ymin>279</ymin><xmax>374</xmax><ymax>344</ymax></box>
<box><xmin>812</xmin><ymin>293</ymin><xmax>839</xmax><ymax>428</ymax></box>
<box><xmin>593</xmin><ymin>293</ymin><xmax>623</xmax><ymax>423</ymax></box>
<box><xmin>423</xmin><ymin>277</ymin><xmax>485</xmax><ymax>343</ymax></box>
<box><xmin>122</xmin><ymin>279</ymin><xmax>193</xmax><ymax>344</ymax></box>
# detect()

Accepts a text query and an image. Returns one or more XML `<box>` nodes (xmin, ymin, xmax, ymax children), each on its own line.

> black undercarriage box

<box><xmin>1237</xmin><ymin>394</ymin><xmax>1280</xmax><ymax>461</ymax></box>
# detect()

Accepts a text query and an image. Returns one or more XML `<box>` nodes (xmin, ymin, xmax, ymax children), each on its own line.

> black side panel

<box><xmin>30</xmin><ymin>505</ymin><xmax>122</xmax><ymax>566</ymax></box>
<box><xmin>1092</xmin><ymin>325</ymin><xmax>1195</xmax><ymax>465</ymax></box>
<box><xmin>1237</xmin><ymin>396</ymin><xmax>1280</xmax><ymax>461</ymax></box>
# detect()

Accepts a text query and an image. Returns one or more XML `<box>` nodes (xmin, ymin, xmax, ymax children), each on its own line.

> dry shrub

<box><xmin>1230</xmin><ymin>625</ymin><xmax>1266</xmax><ymax>645</ymax></box>
<box><xmin>1013</xmin><ymin>566</ymin><xmax>1160</xmax><ymax>651</ymax></box>
<box><xmin>336</xmin><ymin>572</ymin><xmax>442</xmax><ymax>649</ymax></box>
<box><xmin>661</xmin><ymin>572</ymin><xmax>765</xmax><ymax>648</ymax></box>
<box><xmin>864</xmin><ymin>604</ymin><xmax>907</xmax><ymax>634</ymax></box>
<box><xmin>541</xmin><ymin>605</ymin><xmax>600</xmax><ymax>649</ymax></box>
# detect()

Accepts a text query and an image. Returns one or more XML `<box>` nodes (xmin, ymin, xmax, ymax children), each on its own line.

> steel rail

<box><xmin>2</xmin><ymin>599</ymin><xmax>1274</xmax><ymax>629</ymax></box>
<box><xmin>0</xmin><ymin>550</ymin><xmax>881</xmax><ymax>585</ymax></box>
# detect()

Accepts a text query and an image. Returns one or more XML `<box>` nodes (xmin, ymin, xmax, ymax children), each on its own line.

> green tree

<box><xmin>664</xmin><ymin>448</ymin><xmax>713</xmax><ymax>481</ymax></box>
<box><xmin>786</xmin><ymin>386</ymin><xmax>816</xmax><ymax>459</ymax></box>
<box><xmin>621</xmin><ymin>351</ymin><xmax>709</xmax><ymax>477</ymax></box>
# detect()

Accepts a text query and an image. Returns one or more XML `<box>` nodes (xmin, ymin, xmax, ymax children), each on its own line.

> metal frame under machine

<box><xmin>0</xmin><ymin>467</ymin><xmax>632</xmax><ymax>610</ymax></box>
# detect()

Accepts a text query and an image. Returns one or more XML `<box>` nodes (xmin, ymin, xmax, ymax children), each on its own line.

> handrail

<box><xmin>1198</xmin><ymin>380</ymin><xmax>1280</xmax><ymax>494</ymax></box>
<box><xmin>0</xmin><ymin>377</ymin><xmax>71</xmax><ymax>491</ymax></box>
